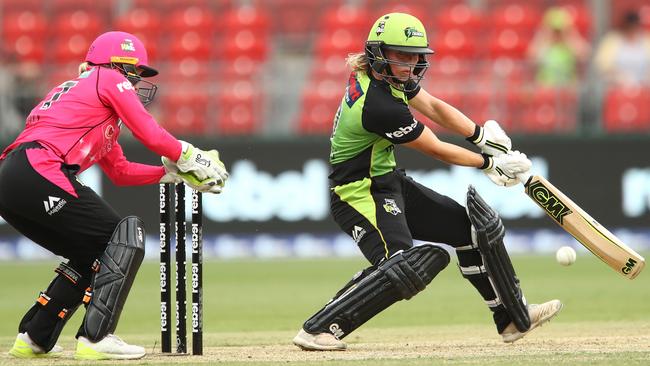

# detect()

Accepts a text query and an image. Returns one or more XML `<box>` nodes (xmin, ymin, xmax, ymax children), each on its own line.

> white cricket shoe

<box><xmin>75</xmin><ymin>334</ymin><xmax>145</xmax><ymax>360</ymax></box>
<box><xmin>500</xmin><ymin>299</ymin><xmax>563</xmax><ymax>343</ymax></box>
<box><xmin>8</xmin><ymin>332</ymin><xmax>63</xmax><ymax>358</ymax></box>
<box><xmin>293</xmin><ymin>329</ymin><xmax>347</xmax><ymax>351</ymax></box>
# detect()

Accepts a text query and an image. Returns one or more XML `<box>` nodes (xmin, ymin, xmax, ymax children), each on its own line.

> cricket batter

<box><xmin>293</xmin><ymin>13</ymin><xmax>562</xmax><ymax>351</ymax></box>
<box><xmin>0</xmin><ymin>31</ymin><xmax>228</xmax><ymax>359</ymax></box>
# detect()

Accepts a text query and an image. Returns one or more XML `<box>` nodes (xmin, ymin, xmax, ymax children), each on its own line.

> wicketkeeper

<box><xmin>0</xmin><ymin>31</ymin><xmax>227</xmax><ymax>360</ymax></box>
<box><xmin>292</xmin><ymin>13</ymin><xmax>563</xmax><ymax>351</ymax></box>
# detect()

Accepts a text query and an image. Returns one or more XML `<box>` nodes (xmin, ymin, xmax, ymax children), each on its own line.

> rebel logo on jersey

<box><xmin>385</xmin><ymin>120</ymin><xmax>418</xmax><ymax>139</ymax></box>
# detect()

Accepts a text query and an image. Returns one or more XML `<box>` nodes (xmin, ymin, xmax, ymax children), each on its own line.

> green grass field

<box><xmin>0</xmin><ymin>253</ymin><xmax>648</xmax><ymax>365</ymax></box>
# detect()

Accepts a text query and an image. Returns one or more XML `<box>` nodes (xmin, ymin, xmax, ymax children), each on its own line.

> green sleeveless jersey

<box><xmin>329</xmin><ymin>71</ymin><xmax>424</xmax><ymax>185</ymax></box>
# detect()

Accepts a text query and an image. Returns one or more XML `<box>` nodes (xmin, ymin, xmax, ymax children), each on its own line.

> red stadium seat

<box><xmin>642</xmin><ymin>4</ymin><xmax>650</xmax><ymax>31</ymax></box>
<box><xmin>53</xmin><ymin>34</ymin><xmax>92</xmax><ymax>65</ymax></box>
<box><xmin>5</xmin><ymin>35</ymin><xmax>45</xmax><ymax>63</ymax></box>
<box><xmin>480</xmin><ymin>59</ymin><xmax>531</xmax><ymax>87</ymax></box>
<box><xmin>222</xmin><ymin>5</ymin><xmax>271</xmax><ymax>34</ymax></box>
<box><xmin>169</xmin><ymin>6</ymin><xmax>217</xmax><ymax>34</ymax></box>
<box><xmin>321</xmin><ymin>5</ymin><xmax>368</xmax><ymax>34</ymax></box>
<box><xmin>434</xmin><ymin>4</ymin><xmax>485</xmax><ymax>34</ymax></box>
<box><xmin>259</xmin><ymin>0</ymin><xmax>334</xmax><ymax>46</ymax></box>
<box><xmin>2</xmin><ymin>11</ymin><xmax>47</xmax><ymax>41</ymax></box>
<box><xmin>314</xmin><ymin>29</ymin><xmax>365</xmax><ymax>57</ymax></box>
<box><xmin>133</xmin><ymin>0</ymin><xmax>211</xmax><ymax>8</ymax></box>
<box><xmin>488</xmin><ymin>29</ymin><xmax>530</xmax><ymax>59</ymax></box>
<box><xmin>297</xmin><ymin>78</ymin><xmax>344</xmax><ymax>134</ymax></box>
<box><xmin>521</xmin><ymin>88</ymin><xmax>577</xmax><ymax>132</ymax></box>
<box><xmin>310</xmin><ymin>57</ymin><xmax>350</xmax><ymax>84</ymax></box>
<box><xmin>222</xmin><ymin>30</ymin><xmax>269</xmax><ymax>62</ymax></box>
<box><xmin>432</xmin><ymin>28</ymin><xmax>478</xmax><ymax>58</ymax></box>
<box><xmin>54</xmin><ymin>10</ymin><xmax>104</xmax><ymax>37</ymax></box>
<box><xmin>0</xmin><ymin>0</ymin><xmax>43</xmax><ymax>12</ymax></box>
<box><xmin>215</xmin><ymin>60</ymin><xmax>262</xmax><ymax>84</ymax></box>
<box><xmin>113</xmin><ymin>7</ymin><xmax>162</xmax><ymax>40</ymax></box>
<box><xmin>51</xmin><ymin>0</ymin><xmax>111</xmax><ymax>12</ymax></box>
<box><xmin>169</xmin><ymin>31</ymin><xmax>213</xmax><ymax>61</ymax></box>
<box><xmin>160</xmin><ymin>59</ymin><xmax>213</xmax><ymax>85</ymax></box>
<box><xmin>215</xmin><ymin>80</ymin><xmax>262</xmax><ymax>134</ymax></box>
<box><xmin>159</xmin><ymin>90</ymin><xmax>209</xmax><ymax>134</ymax></box>
<box><xmin>491</xmin><ymin>4</ymin><xmax>541</xmax><ymax>33</ymax></box>
<box><xmin>297</xmin><ymin>92</ymin><xmax>340</xmax><ymax>134</ymax></box>
<box><xmin>462</xmin><ymin>90</ymin><xmax>513</xmax><ymax>130</ymax></box>
<box><xmin>46</xmin><ymin>63</ymin><xmax>81</xmax><ymax>88</ymax></box>
<box><xmin>604</xmin><ymin>86</ymin><xmax>650</xmax><ymax>132</ymax></box>
<box><xmin>423</xmin><ymin>57</ymin><xmax>470</xmax><ymax>91</ymax></box>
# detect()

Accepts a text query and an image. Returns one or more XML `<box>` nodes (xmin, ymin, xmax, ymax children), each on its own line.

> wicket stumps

<box><xmin>159</xmin><ymin>183</ymin><xmax>203</xmax><ymax>355</ymax></box>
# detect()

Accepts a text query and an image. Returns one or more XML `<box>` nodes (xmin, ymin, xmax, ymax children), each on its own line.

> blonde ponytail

<box><xmin>345</xmin><ymin>52</ymin><xmax>370</xmax><ymax>72</ymax></box>
<box><xmin>78</xmin><ymin>62</ymin><xmax>91</xmax><ymax>75</ymax></box>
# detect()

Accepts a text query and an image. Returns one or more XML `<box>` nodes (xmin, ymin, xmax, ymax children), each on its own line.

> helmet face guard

<box><xmin>86</xmin><ymin>32</ymin><xmax>159</xmax><ymax>106</ymax></box>
<box><xmin>366</xmin><ymin>41</ymin><xmax>430</xmax><ymax>93</ymax></box>
<box><xmin>112</xmin><ymin>62</ymin><xmax>158</xmax><ymax>106</ymax></box>
<box><xmin>365</xmin><ymin>13</ymin><xmax>434</xmax><ymax>93</ymax></box>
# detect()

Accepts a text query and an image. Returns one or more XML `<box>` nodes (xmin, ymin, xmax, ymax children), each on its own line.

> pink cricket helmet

<box><xmin>85</xmin><ymin>31</ymin><xmax>158</xmax><ymax>77</ymax></box>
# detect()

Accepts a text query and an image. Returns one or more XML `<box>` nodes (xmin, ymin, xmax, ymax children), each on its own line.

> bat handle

<box><xmin>516</xmin><ymin>173</ymin><xmax>531</xmax><ymax>186</ymax></box>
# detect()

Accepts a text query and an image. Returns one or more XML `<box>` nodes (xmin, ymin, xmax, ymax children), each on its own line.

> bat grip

<box><xmin>516</xmin><ymin>173</ymin><xmax>531</xmax><ymax>186</ymax></box>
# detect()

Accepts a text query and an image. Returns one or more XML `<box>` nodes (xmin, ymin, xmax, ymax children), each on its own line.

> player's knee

<box><xmin>381</xmin><ymin>244</ymin><xmax>450</xmax><ymax>300</ymax></box>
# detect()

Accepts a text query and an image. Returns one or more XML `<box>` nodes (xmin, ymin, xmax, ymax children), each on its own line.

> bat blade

<box><xmin>523</xmin><ymin>175</ymin><xmax>645</xmax><ymax>279</ymax></box>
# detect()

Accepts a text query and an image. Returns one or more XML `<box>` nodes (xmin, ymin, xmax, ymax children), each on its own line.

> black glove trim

<box><xmin>479</xmin><ymin>153</ymin><xmax>492</xmax><ymax>170</ymax></box>
<box><xmin>466</xmin><ymin>125</ymin><xmax>482</xmax><ymax>144</ymax></box>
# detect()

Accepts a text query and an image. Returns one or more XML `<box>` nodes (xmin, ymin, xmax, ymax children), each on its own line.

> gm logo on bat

<box><xmin>528</xmin><ymin>180</ymin><xmax>572</xmax><ymax>225</ymax></box>
<box><xmin>622</xmin><ymin>258</ymin><xmax>638</xmax><ymax>275</ymax></box>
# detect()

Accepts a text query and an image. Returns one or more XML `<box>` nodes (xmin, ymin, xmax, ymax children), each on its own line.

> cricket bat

<box><xmin>520</xmin><ymin>175</ymin><xmax>645</xmax><ymax>279</ymax></box>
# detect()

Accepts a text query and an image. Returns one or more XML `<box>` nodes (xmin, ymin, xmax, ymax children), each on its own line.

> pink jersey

<box><xmin>0</xmin><ymin>66</ymin><xmax>181</xmax><ymax>197</ymax></box>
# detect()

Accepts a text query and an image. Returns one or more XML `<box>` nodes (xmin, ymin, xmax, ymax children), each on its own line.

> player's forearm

<box><xmin>429</xmin><ymin>98</ymin><xmax>476</xmax><ymax>137</ymax></box>
<box><xmin>428</xmin><ymin>140</ymin><xmax>485</xmax><ymax>167</ymax></box>
<box><xmin>405</xmin><ymin>128</ymin><xmax>484</xmax><ymax>168</ymax></box>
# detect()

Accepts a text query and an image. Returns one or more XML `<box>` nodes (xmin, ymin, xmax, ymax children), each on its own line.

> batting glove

<box><xmin>481</xmin><ymin>150</ymin><xmax>531</xmax><ymax>187</ymax></box>
<box><xmin>467</xmin><ymin>120</ymin><xmax>512</xmax><ymax>156</ymax></box>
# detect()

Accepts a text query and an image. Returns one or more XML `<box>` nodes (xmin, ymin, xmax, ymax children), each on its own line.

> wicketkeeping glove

<box><xmin>467</xmin><ymin>120</ymin><xmax>512</xmax><ymax>156</ymax></box>
<box><xmin>481</xmin><ymin>150</ymin><xmax>531</xmax><ymax>187</ymax></box>
<box><xmin>162</xmin><ymin>156</ymin><xmax>225</xmax><ymax>194</ymax></box>
<box><xmin>175</xmin><ymin>141</ymin><xmax>229</xmax><ymax>185</ymax></box>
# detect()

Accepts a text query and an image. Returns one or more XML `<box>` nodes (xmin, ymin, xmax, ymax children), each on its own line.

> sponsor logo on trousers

<box><xmin>44</xmin><ymin>196</ymin><xmax>66</xmax><ymax>215</ymax></box>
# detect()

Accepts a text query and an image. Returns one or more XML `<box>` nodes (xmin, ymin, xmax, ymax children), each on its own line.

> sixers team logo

<box><xmin>121</xmin><ymin>39</ymin><xmax>136</xmax><ymax>52</ymax></box>
<box><xmin>104</xmin><ymin>124</ymin><xmax>115</xmax><ymax>139</ymax></box>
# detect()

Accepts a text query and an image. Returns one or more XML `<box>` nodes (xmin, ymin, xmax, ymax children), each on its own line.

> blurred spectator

<box><xmin>12</xmin><ymin>62</ymin><xmax>42</xmax><ymax>117</ymax></box>
<box><xmin>594</xmin><ymin>10</ymin><xmax>650</xmax><ymax>86</ymax></box>
<box><xmin>527</xmin><ymin>7</ymin><xmax>590</xmax><ymax>87</ymax></box>
<box><xmin>0</xmin><ymin>65</ymin><xmax>26</xmax><ymax>140</ymax></box>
